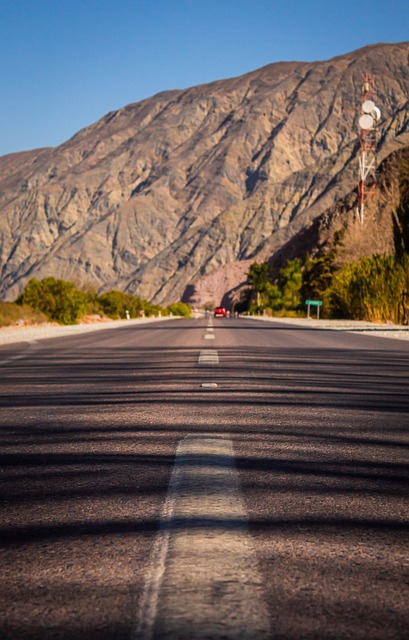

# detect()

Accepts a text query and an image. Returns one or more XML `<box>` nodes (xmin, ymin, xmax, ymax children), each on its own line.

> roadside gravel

<box><xmin>0</xmin><ymin>316</ymin><xmax>178</xmax><ymax>346</ymax></box>
<box><xmin>249</xmin><ymin>315</ymin><xmax>409</xmax><ymax>340</ymax></box>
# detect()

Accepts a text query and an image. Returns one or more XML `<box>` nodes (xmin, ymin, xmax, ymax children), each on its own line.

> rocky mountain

<box><xmin>187</xmin><ymin>144</ymin><xmax>409</xmax><ymax>311</ymax></box>
<box><xmin>271</xmin><ymin>146</ymin><xmax>408</xmax><ymax>270</ymax></box>
<box><xmin>0</xmin><ymin>42</ymin><xmax>408</xmax><ymax>304</ymax></box>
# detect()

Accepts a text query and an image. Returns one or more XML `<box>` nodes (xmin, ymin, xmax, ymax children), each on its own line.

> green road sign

<box><xmin>305</xmin><ymin>300</ymin><xmax>322</xmax><ymax>306</ymax></box>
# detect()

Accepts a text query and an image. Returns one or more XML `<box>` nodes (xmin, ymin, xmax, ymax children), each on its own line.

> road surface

<box><xmin>1</xmin><ymin>317</ymin><xmax>408</xmax><ymax>639</ymax></box>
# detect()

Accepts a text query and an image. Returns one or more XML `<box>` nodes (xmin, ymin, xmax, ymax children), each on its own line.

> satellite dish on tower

<box><xmin>357</xmin><ymin>72</ymin><xmax>379</xmax><ymax>226</ymax></box>
<box><xmin>362</xmin><ymin>100</ymin><xmax>376</xmax><ymax>114</ymax></box>
<box><xmin>359</xmin><ymin>114</ymin><xmax>374</xmax><ymax>130</ymax></box>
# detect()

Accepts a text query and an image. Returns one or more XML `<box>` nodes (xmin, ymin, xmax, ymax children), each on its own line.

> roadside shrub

<box><xmin>97</xmin><ymin>290</ymin><xmax>168</xmax><ymax>318</ymax></box>
<box><xmin>167</xmin><ymin>302</ymin><xmax>191</xmax><ymax>317</ymax></box>
<box><xmin>0</xmin><ymin>301</ymin><xmax>47</xmax><ymax>327</ymax></box>
<box><xmin>329</xmin><ymin>255</ymin><xmax>409</xmax><ymax>323</ymax></box>
<box><xmin>97</xmin><ymin>290</ymin><xmax>141</xmax><ymax>319</ymax></box>
<box><xmin>14</xmin><ymin>277</ymin><xmax>171</xmax><ymax>325</ymax></box>
<box><xmin>17</xmin><ymin>277</ymin><xmax>90</xmax><ymax>325</ymax></box>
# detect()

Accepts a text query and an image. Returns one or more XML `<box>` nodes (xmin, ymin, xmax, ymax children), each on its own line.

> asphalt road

<box><xmin>1</xmin><ymin>317</ymin><xmax>408</xmax><ymax>640</ymax></box>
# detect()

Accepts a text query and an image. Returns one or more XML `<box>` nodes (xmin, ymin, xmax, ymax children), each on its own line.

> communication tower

<box><xmin>357</xmin><ymin>74</ymin><xmax>381</xmax><ymax>224</ymax></box>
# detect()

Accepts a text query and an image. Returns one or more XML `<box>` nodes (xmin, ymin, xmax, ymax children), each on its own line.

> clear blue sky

<box><xmin>0</xmin><ymin>0</ymin><xmax>408</xmax><ymax>156</ymax></box>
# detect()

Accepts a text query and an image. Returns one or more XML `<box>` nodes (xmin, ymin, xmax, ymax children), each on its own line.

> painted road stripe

<box><xmin>206</xmin><ymin>327</ymin><xmax>214</xmax><ymax>332</ymax></box>
<box><xmin>134</xmin><ymin>437</ymin><xmax>271</xmax><ymax>639</ymax></box>
<box><xmin>204</xmin><ymin>334</ymin><xmax>215</xmax><ymax>339</ymax></box>
<box><xmin>198</xmin><ymin>350</ymin><xmax>219</xmax><ymax>365</ymax></box>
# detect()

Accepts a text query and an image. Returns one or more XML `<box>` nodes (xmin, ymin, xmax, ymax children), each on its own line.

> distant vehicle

<box><xmin>214</xmin><ymin>307</ymin><xmax>226</xmax><ymax>317</ymax></box>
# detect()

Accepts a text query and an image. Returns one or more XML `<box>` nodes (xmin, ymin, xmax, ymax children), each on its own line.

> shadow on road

<box><xmin>1</xmin><ymin>341</ymin><xmax>408</xmax><ymax>639</ymax></box>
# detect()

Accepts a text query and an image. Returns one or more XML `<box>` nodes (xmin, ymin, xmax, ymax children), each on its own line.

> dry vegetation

<box><xmin>0</xmin><ymin>302</ymin><xmax>47</xmax><ymax>327</ymax></box>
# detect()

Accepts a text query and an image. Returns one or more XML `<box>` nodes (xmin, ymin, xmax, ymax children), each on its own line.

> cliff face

<box><xmin>268</xmin><ymin>146</ymin><xmax>409</xmax><ymax>271</ymax></box>
<box><xmin>1</xmin><ymin>42</ymin><xmax>408</xmax><ymax>303</ymax></box>
<box><xmin>187</xmin><ymin>146</ymin><xmax>409</xmax><ymax>311</ymax></box>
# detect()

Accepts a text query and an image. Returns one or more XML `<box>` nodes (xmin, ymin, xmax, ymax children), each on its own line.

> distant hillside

<box><xmin>0</xmin><ymin>42</ymin><xmax>408</xmax><ymax>304</ymax></box>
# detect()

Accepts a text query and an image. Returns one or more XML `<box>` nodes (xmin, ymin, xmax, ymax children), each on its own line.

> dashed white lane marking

<box><xmin>201</xmin><ymin>382</ymin><xmax>218</xmax><ymax>388</ymax></box>
<box><xmin>206</xmin><ymin>327</ymin><xmax>214</xmax><ymax>332</ymax></box>
<box><xmin>204</xmin><ymin>333</ymin><xmax>215</xmax><ymax>339</ymax></box>
<box><xmin>198</xmin><ymin>350</ymin><xmax>219</xmax><ymax>365</ymax></box>
<box><xmin>134</xmin><ymin>437</ymin><xmax>271</xmax><ymax>639</ymax></box>
<box><xmin>0</xmin><ymin>340</ymin><xmax>41</xmax><ymax>367</ymax></box>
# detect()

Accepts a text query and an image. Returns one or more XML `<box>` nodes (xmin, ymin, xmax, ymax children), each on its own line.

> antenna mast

<box><xmin>357</xmin><ymin>74</ymin><xmax>381</xmax><ymax>224</ymax></box>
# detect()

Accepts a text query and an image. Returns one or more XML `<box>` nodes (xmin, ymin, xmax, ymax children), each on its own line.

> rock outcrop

<box><xmin>188</xmin><ymin>146</ymin><xmax>409</xmax><ymax>311</ymax></box>
<box><xmin>268</xmin><ymin>146</ymin><xmax>409</xmax><ymax>270</ymax></box>
<box><xmin>0</xmin><ymin>42</ymin><xmax>408</xmax><ymax>303</ymax></box>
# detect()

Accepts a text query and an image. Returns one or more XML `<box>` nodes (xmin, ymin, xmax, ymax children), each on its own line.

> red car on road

<box><xmin>214</xmin><ymin>307</ymin><xmax>226</xmax><ymax>317</ymax></box>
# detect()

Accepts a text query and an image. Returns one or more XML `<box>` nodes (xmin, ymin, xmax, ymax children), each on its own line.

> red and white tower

<box><xmin>357</xmin><ymin>74</ymin><xmax>381</xmax><ymax>224</ymax></box>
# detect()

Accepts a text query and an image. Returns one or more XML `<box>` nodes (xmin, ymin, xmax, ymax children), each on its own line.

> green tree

<box><xmin>263</xmin><ymin>282</ymin><xmax>283</xmax><ymax>310</ymax></box>
<box><xmin>248</xmin><ymin>262</ymin><xmax>271</xmax><ymax>291</ymax></box>
<box><xmin>248</xmin><ymin>262</ymin><xmax>271</xmax><ymax>296</ymax></box>
<box><xmin>279</xmin><ymin>258</ymin><xmax>303</xmax><ymax>310</ymax></box>
<box><xmin>248</xmin><ymin>262</ymin><xmax>273</xmax><ymax>310</ymax></box>
<box><xmin>301</xmin><ymin>252</ymin><xmax>334</xmax><ymax>301</ymax></box>
<box><xmin>299</xmin><ymin>230</ymin><xmax>345</xmax><ymax>316</ymax></box>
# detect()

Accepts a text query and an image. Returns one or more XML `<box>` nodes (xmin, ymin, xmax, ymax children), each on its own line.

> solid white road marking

<box><xmin>134</xmin><ymin>437</ymin><xmax>271</xmax><ymax>639</ymax></box>
<box><xmin>200</xmin><ymin>382</ymin><xmax>218</xmax><ymax>388</ymax></box>
<box><xmin>198</xmin><ymin>350</ymin><xmax>219</xmax><ymax>365</ymax></box>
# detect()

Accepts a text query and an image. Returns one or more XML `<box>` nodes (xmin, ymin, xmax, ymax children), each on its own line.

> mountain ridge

<box><xmin>0</xmin><ymin>41</ymin><xmax>408</xmax><ymax>303</ymax></box>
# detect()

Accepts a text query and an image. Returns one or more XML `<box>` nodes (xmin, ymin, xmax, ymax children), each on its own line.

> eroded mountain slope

<box><xmin>0</xmin><ymin>42</ymin><xmax>408</xmax><ymax>303</ymax></box>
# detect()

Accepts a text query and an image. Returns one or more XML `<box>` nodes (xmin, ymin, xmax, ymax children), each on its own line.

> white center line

<box><xmin>204</xmin><ymin>333</ymin><xmax>215</xmax><ymax>339</ymax></box>
<box><xmin>198</xmin><ymin>350</ymin><xmax>219</xmax><ymax>365</ymax></box>
<box><xmin>134</xmin><ymin>437</ymin><xmax>271</xmax><ymax>639</ymax></box>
